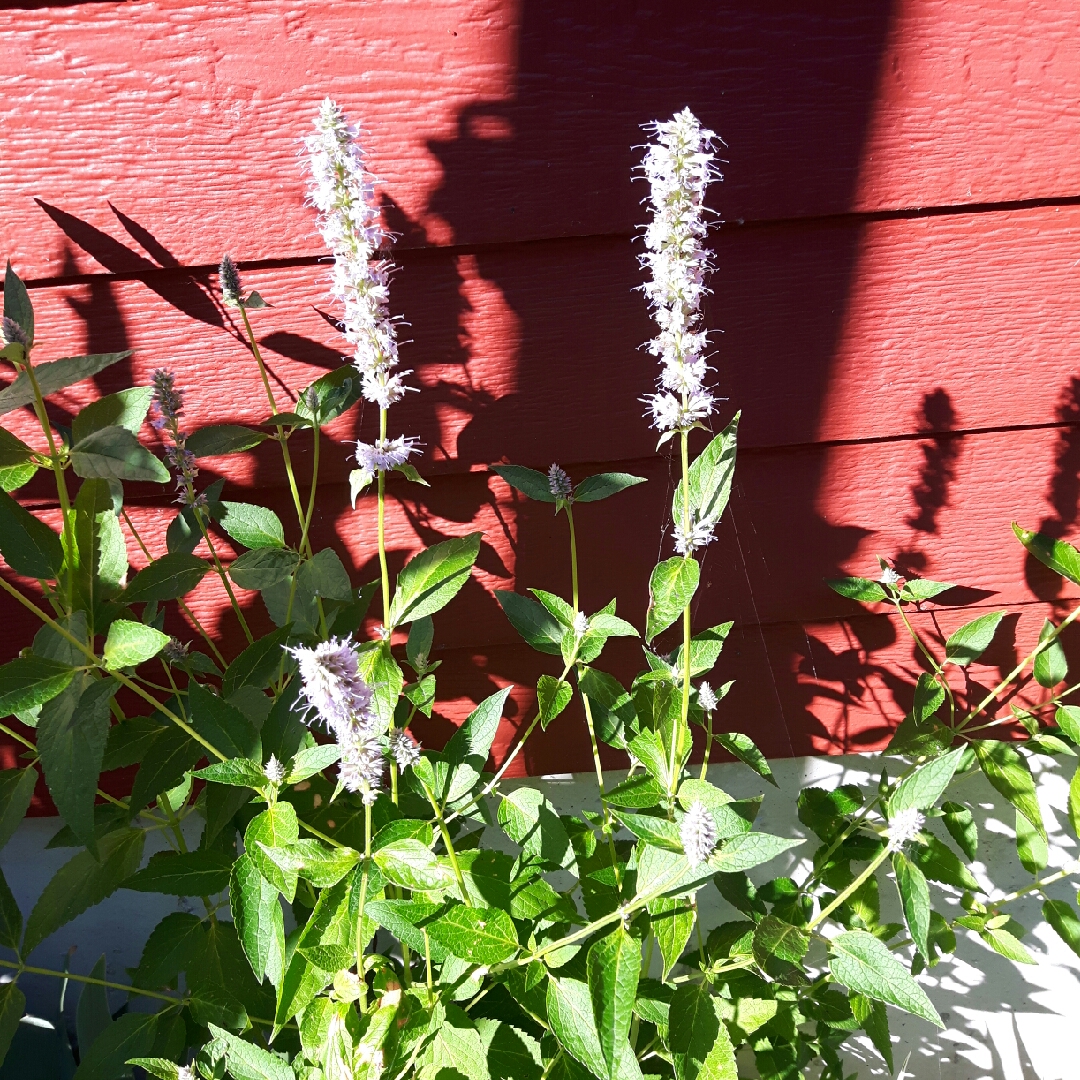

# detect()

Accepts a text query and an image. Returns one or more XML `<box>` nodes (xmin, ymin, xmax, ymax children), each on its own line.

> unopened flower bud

<box><xmin>219</xmin><ymin>254</ymin><xmax>243</xmax><ymax>306</ymax></box>
<box><xmin>680</xmin><ymin>800</ymin><xmax>717</xmax><ymax>867</ymax></box>
<box><xmin>1</xmin><ymin>316</ymin><xmax>27</xmax><ymax>347</ymax></box>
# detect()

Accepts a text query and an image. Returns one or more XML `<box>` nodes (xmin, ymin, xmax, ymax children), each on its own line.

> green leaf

<box><xmin>715</xmin><ymin>732</ymin><xmax>776</xmax><ymax>787</ymax></box>
<box><xmin>102</xmin><ymin>620</ymin><xmax>169</xmax><ymax>669</ymax></box>
<box><xmin>616</xmin><ymin>810</ymin><xmax>682</xmax><ymax>850</ymax></box>
<box><xmin>1015</xmin><ymin>807</ymin><xmax>1048</xmax><ymax>873</ymax></box>
<box><xmin>72</xmin><ymin>386</ymin><xmax>153</xmax><ymax>445</ymax></box>
<box><xmin>888</xmin><ymin>747</ymin><xmax>964</xmax><ymax>814</ymax></box>
<box><xmin>206</xmin><ymin>1023</ymin><xmax>295</xmax><ymax>1080</ymax></box>
<box><xmin>646</xmin><ymin>557</ymin><xmax>699</xmax><ymax>643</ymax></box>
<box><xmin>389</xmin><ymin>531</ymin><xmax>482</xmax><ymax>625</ymax></box>
<box><xmin>537</xmin><ymin>676</ymin><xmax>573</xmax><ymax>728</ymax></box>
<box><xmin>0</xmin><ymin>428</ymin><xmax>35</xmax><ymax>469</ymax></box>
<box><xmin>129</xmin><ymin>722</ymin><xmax>202</xmax><ymax>813</ymax></box>
<box><xmin>195</xmin><ymin>758</ymin><xmax>265</xmax><ymax>791</ymax></box>
<box><xmin>124</xmin><ymin>850</ymin><xmax>233</xmax><ymax>895</ymax></box>
<box><xmin>0</xmin><ymin>867</ymin><xmax>22</xmax><ymax>951</ymax></box>
<box><xmin>0</xmin><ymin>461</ymin><xmax>37</xmax><ymax>492</ymax></box>
<box><xmin>231</xmin><ymin>853</ymin><xmax>285</xmax><ymax>987</ymax></box>
<box><xmin>1034</xmin><ymin>619</ymin><xmax>1068</xmax><ymax>688</ymax></box>
<box><xmin>496</xmin><ymin>591</ymin><xmax>563</xmax><ymax>655</ymax></box>
<box><xmin>23</xmin><ymin>827</ymin><xmax>144</xmax><ymax>954</ymax></box>
<box><xmin>1057</xmin><ymin>704</ymin><xmax>1080</xmax><ymax>744</ymax></box>
<box><xmin>70</xmin><ymin>425</ymin><xmax>170</xmax><ymax>483</ymax></box>
<box><xmin>587</xmin><ymin>926</ymin><xmax>641</xmax><ymax>1078</ymax></box>
<box><xmin>546</xmin><ymin>976</ymin><xmax>608</xmax><ymax>1079</ymax></box>
<box><xmin>945</xmin><ymin>611</ymin><xmax>1005</xmax><ymax>666</ymax></box>
<box><xmin>1070</xmin><ymin>760</ymin><xmax>1080</xmax><ymax>837</ymax></box>
<box><xmin>669</xmin><ymin>981</ymin><xmax>738</xmax><ymax>1080</ymax></box>
<box><xmin>37</xmin><ymin>677</ymin><xmax>115</xmax><ymax>853</ymax></box>
<box><xmin>712</xmin><ymin>832</ymin><xmax>802</xmax><ymax>873</ymax></box>
<box><xmin>0</xmin><ymin>488</ymin><xmax>64</xmax><ymax>578</ymax></box>
<box><xmin>188</xmin><ymin>680</ymin><xmax>260</xmax><ymax>761</ymax></box>
<box><xmin>910</xmin><ymin>833</ymin><xmax>979</xmax><ymax>891</ymax></box>
<box><xmin>126</xmin><ymin>1060</ymin><xmax>181</xmax><ymax>1080</ymax></box>
<box><xmin>373</xmin><ymin>839</ymin><xmax>454</xmax><ymax>893</ymax></box>
<box><xmin>427</xmin><ymin>904</ymin><xmax>519</xmax><ymax>965</ymax></box>
<box><xmin>982</xmin><ymin>925</ymin><xmax>1036</xmax><ymax>964</ymax></box>
<box><xmin>245</xmin><ymin>802</ymin><xmax>300</xmax><ymax>898</ymax></box>
<box><xmin>122</xmin><ymin>552</ymin><xmax>209</xmax><ymax>603</ymax></box>
<box><xmin>672</xmin><ymin>623</ymin><xmax>733</xmax><ymax>679</ymax></box>
<box><xmin>578</xmin><ymin>668</ymin><xmax>634</xmax><ymax>750</ymax></box>
<box><xmin>0</xmin><ymin>656</ymin><xmax>74</xmax><ymax>717</ymax></box>
<box><xmin>672</xmin><ymin>415</ymin><xmax>739</xmax><ymax>530</ymax></box>
<box><xmin>0</xmin><ymin>351</ymin><xmax>131</xmax><ymax>416</ymax></box>
<box><xmin>0</xmin><ymin>982</ymin><xmax>24</xmax><ymax>1069</ymax></box>
<box><xmin>440</xmin><ymin>686</ymin><xmax>513</xmax><ymax>804</ymax></box>
<box><xmin>76</xmin><ymin>955</ymin><xmax>112</xmax><ymax>1062</ymax></box>
<box><xmin>1044</xmin><ymin>898</ymin><xmax>1080</xmax><ymax>959</ymax></box>
<box><xmin>974</xmin><ymin>740</ymin><xmax>1045</xmax><ymax>840</ymax></box>
<box><xmin>648</xmin><ymin>896</ymin><xmax>694</xmax><ymax>979</ymax></box>
<box><xmin>285</xmin><ymin>744</ymin><xmax>341</xmax><ymax>784</ymax></box>
<box><xmin>499</xmin><ymin>787</ymin><xmax>577</xmax><ymax>873</ymax></box>
<box><xmin>223</xmin><ymin>625</ymin><xmax>292</xmax><ymax>698</ymax></box>
<box><xmin>899</xmin><ymin>578</ymin><xmax>956</xmax><ymax>602</ymax></box>
<box><xmin>1013</xmin><ymin>523</ymin><xmax>1080</xmax><ymax>586</ymax></box>
<box><xmin>573</xmin><ymin>472</ymin><xmax>647</xmax><ymax>503</ymax></box>
<box><xmin>229</xmin><ymin>548</ymin><xmax>299</xmax><ymax>592</ymax></box>
<box><xmin>294</xmin><ymin>365</ymin><xmax>362</xmax><ymax>428</ymax></box>
<box><xmin>218</xmin><ymin>501</ymin><xmax>285</xmax><ymax>550</ymax></box>
<box><xmin>829</xmin><ymin>929</ymin><xmax>942</xmax><ymax>1026</ymax></box>
<box><xmin>941</xmin><ymin>801</ymin><xmax>978</xmax><ymax>861</ymax></box>
<box><xmin>0</xmin><ymin>768</ymin><xmax>39</xmax><ymax>853</ymax></box>
<box><xmin>133</xmin><ymin>910</ymin><xmax>206</xmax><ymax>989</ymax></box>
<box><xmin>751</xmin><ymin>915</ymin><xmax>809</xmax><ymax>967</ymax></box>
<box><xmin>892</xmin><ymin>852</ymin><xmax>931</xmax><ymax>959</ymax></box>
<box><xmin>187</xmin><ymin>425</ymin><xmax>268</xmax><ymax>458</ymax></box>
<box><xmin>4</xmin><ymin>262</ymin><xmax>34</xmax><ymax>346</ymax></box>
<box><xmin>827</xmin><ymin>577</ymin><xmax>888</xmax><ymax>603</ymax></box>
<box><xmin>491</xmin><ymin>464</ymin><xmax>556</xmax><ymax>502</ymax></box>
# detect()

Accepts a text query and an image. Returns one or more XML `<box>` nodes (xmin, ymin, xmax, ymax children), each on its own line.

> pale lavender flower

<box><xmin>177</xmin><ymin>1066</ymin><xmax>195</xmax><ymax>1080</ymax></box>
<box><xmin>219</xmin><ymin>254</ymin><xmax>243</xmax><ymax>306</ymax></box>
<box><xmin>263</xmin><ymin>755</ymin><xmax>287</xmax><ymax>784</ymax></box>
<box><xmin>573</xmin><ymin>611</ymin><xmax>589</xmax><ymax>638</ymax></box>
<box><xmin>638</xmin><ymin>108</ymin><xmax>721</xmax><ymax>433</ymax></box>
<box><xmin>355</xmin><ymin>435</ymin><xmax>421</xmax><ymax>475</ymax></box>
<box><xmin>680</xmin><ymin>800</ymin><xmax>717</xmax><ymax>867</ymax></box>
<box><xmin>303</xmin><ymin>99</ymin><xmax>404</xmax><ymax>404</ymax></box>
<box><xmin>879</xmin><ymin>566</ymin><xmax>902</xmax><ymax>586</ymax></box>
<box><xmin>548</xmin><ymin>464</ymin><xmax>572</xmax><ymax>500</ymax></box>
<box><xmin>338</xmin><ymin>732</ymin><xmax>384</xmax><ymax>804</ymax></box>
<box><xmin>1</xmin><ymin>316</ymin><xmax>27</xmax><ymax>347</ymax></box>
<box><xmin>162</xmin><ymin>637</ymin><xmax>189</xmax><ymax>666</ymax></box>
<box><xmin>151</xmin><ymin>370</ymin><xmax>203</xmax><ymax>507</ymax></box>
<box><xmin>285</xmin><ymin>637</ymin><xmax>375</xmax><ymax>733</ymax></box>
<box><xmin>698</xmin><ymin>681</ymin><xmax>718</xmax><ymax>712</ymax></box>
<box><xmin>673</xmin><ymin>512</ymin><xmax>717</xmax><ymax>556</ymax></box>
<box><xmin>388</xmin><ymin>729</ymin><xmax>421</xmax><ymax>771</ymax></box>
<box><xmin>886</xmin><ymin>808</ymin><xmax>925</xmax><ymax>851</ymax></box>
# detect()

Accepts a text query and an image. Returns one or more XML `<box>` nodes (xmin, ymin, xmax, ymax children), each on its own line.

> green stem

<box><xmin>377</xmin><ymin>408</ymin><xmax>391</xmax><ymax>631</ymax></box>
<box><xmin>671</xmin><ymin>427</ymin><xmax>693</xmax><ymax>797</ymax></box>
<box><xmin>192</xmin><ymin>505</ymin><xmax>253</xmax><ymax>644</ymax></box>
<box><xmin>566</xmin><ymin>504</ymin><xmax>580</xmax><ymax>614</ymax></box>
<box><xmin>356</xmin><ymin>800</ymin><xmax>372</xmax><ymax>1011</ymax></box>
<box><xmin>578</xmin><ymin>667</ymin><xmax>622</xmax><ymax>890</ymax></box>
<box><xmin>808</xmin><ymin>844</ymin><xmax>891</xmax><ymax>931</ymax></box>
<box><xmin>0</xmin><ymin>958</ymin><xmax>177</xmax><ymax>1003</ymax></box>
<box><xmin>699</xmin><ymin>707</ymin><xmax>714</xmax><ymax>781</ymax></box>
<box><xmin>992</xmin><ymin>860</ymin><xmax>1080</xmax><ymax>906</ymax></box>
<box><xmin>420</xmin><ymin>779</ymin><xmax>472</xmax><ymax>906</ymax></box>
<box><xmin>23</xmin><ymin>355</ymin><xmax>75</xmax><ymax>611</ymax></box>
<box><xmin>892</xmin><ymin>598</ymin><xmax>957</xmax><ymax>725</ymax></box>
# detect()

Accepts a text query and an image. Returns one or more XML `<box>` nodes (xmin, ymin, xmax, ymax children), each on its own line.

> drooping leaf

<box><xmin>231</xmin><ymin>853</ymin><xmax>285</xmax><ymax>987</ymax></box>
<box><xmin>124</xmin><ymin>850</ymin><xmax>233</xmax><ymax>896</ymax></box>
<box><xmin>76</xmin><ymin>955</ymin><xmax>112</xmax><ymax>1061</ymax></box>
<box><xmin>587</xmin><ymin>925</ymin><xmax>641</xmax><ymax>1077</ymax></box>
<box><xmin>973</xmin><ymin>740</ymin><xmax>1045</xmax><ymax>841</ymax></box>
<box><xmin>944</xmin><ymin>611</ymin><xmax>1005</xmax><ymax>667</ymax></box>
<box><xmin>71</xmin><ymin>387</ymin><xmax>153</xmax><ymax>445</ymax></box>
<box><xmin>892</xmin><ymin>852</ymin><xmax>931</xmax><ymax>959</ymax></box>
<box><xmin>941</xmin><ymin>801</ymin><xmax>978</xmax><ymax>861</ymax></box>
<box><xmin>646</xmin><ymin>557</ymin><xmax>699</xmax><ymax>643</ymax></box>
<box><xmin>546</xmin><ymin>976</ymin><xmax>607</xmax><ymax>1079</ymax></box>
<box><xmin>186</xmin><ymin>425</ymin><xmax>268</xmax><ymax>458</ymax></box>
<box><xmin>121</xmin><ymin>552</ymin><xmax>209</xmax><ymax>603</ymax></box>
<box><xmin>712</xmin><ymin>832</ymin><xmax>802</xmax><ymax>874</ymax></box>
<box><xmin>669</xmin><ymin>981</ymin><xmax>738</xmax><ymax>1080</ymax></box>
<box><xmin>499</xmin><ymin>787</ymin><xmax>577</xmax><ymax>873</ymax></box>
<box><xmin>440</xmin><ymin>686</ymin><xmax>512</xmax><ymax>803</ymax></box>
<box><xmin>648</xmin><ymin>896</ymin><xmax>695</xmax><ymax>979</ymax></box>
<box><xmin>0</xmin><ymin>981</ymin><xmax>25</xmax><ymax>1069</ymax></box>
<box><xmin>102</xmin><ymin>620</ymin><xmax>170</xmax><ymax>669</ymax></box>
<box><xmin>828</xmin><ymin>929</ymin><xmax>942</xmax><ymax>1027</ymax></box>
<box><xmin>0</xmin><ymin>867</ymin><xmax>22</xmax><ymax>951</ymax></box>
<box><xmin>217</xmin><ymin>501</ymin><xmax>285</xmax><ymax>550</ymax></box>
<box><xmin>389</xmin><ymin>531</ymin><xmax>482</xmax><ymax>625</ymax></box>
<box><xmin>0</xmin><ymin>656</ymin><xmax>75</xmax><ymax>717</ymax></box>
<box><xmin>229</xmin><ymin>547</ymin><xmax>299</xmax><ymax>591</ymax></box>
<box><xmin>1013</xmin><ymin>523</ymin><xmax>1080</xmax><ymax>586</ymax></box>
<box><xmin>3</xmin><ymin>262</ymin><xmax>34</xmax><ymax>347</ymax></box>
<box><xmin>0</xmin><ymin>488</ymin><xmax>64</xmax><ymax>579</ymax></box>
<box><xmin>1015</xmin><ymin>807</ymin><xmax>1048</xmax><ymax>874</ymax></box>
<box><xmin>573</xmin><ymin>472</ymin><xmax>647</xmax><ymax>503</ymax></box>
<box><xmin>537</xmin><ymin>676</ymin><xmax>573</xmax><ymax>728</ymax></box>
<box><xmin>888</xmin><ymin>747</ymin><xmax>964</xmax><ymax>814</ymax></box>
<box><xmin>187</xmin><ymin>680</ymin><xmax>260</xmax><ymax>761</ymax></box>
<box><xmin>1034</xmin><ymin>618</ymin><xmax>1068</xmax><ymax>688</ymax></box>
<box><xmin>70</xmin><ymin>425</ymin><xmax>170</xmax><ymax>483</ymax></box>
<box><xmin>0</xmin><ymin>767</ymin><xmax>39</xmax><ymax>853</ymax></box>
<box><xmin>133</xmin><ymin>911</ymin><xmax>206</xmax><ymax>989</ymax></box>
<box><xmin>715</xmin><ymin>732</ymin><xmax>776</xmax><ymax>787</ymax></box>
<box><xmin>672</xmin><ymin>415</ymin><xmax>739</xmax><ymax>531</ymax></box>
<box><xmin>496</xmin><ymin>591</ymin><xmax>564</xmax><ymax>656</ymax></box>
<box><xmin>0</xmin><ymin>351</ymin><xmax>131</xmax><ymax>416</ymax></box>
<box><xmin>671</xmin><ymin>622</ymin><xmax>733</xmax><ymax>679</ymax></box>
<box><xmin>222</xmin><ymin>625</ymin><xmax>293</xmax><ymax>698</ymax></box>
<box><xmin>491</xmin><ymin>464</ymin><xmax>556</xmax><ymax>503</ymax></box>
<box><xmin>129</xmin><ymin>722</ymin><xmax>203</xmax><ymax>813</ymax></box>
<box><xmin>751</xmin><ymin>915</ymin><xmax>809</xmax><ymax>967</ymax></box>
<box><xmin>23</xmin><ymin>827</ymin><xmax>144</xmax><ymax>954</ymax></box>
<box><xmin>205</xmin><ymin>1023</ymin><xmax>295</xmax><ymax>1080</ymax></box>
<box><xmin>1044</xmin><ymin>898</ymin><xmax>1080</xmax><ymax>960</ymax></box>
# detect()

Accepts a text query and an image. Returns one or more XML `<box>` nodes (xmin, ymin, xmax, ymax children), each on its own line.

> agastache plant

<box><xmin>1</xmin><ymin>113</ymin><xmax>1080</xmax><ymax>1080</ymax></box>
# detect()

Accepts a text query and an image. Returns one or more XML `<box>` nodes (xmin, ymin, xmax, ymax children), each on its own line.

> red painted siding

<box><xmin>3</xmin><ymin>0</ymin><xmax>1080</xmax><ymax>805</ymax></box>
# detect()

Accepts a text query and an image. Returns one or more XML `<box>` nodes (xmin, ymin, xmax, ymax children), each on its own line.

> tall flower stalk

<box><xmin>639</xmin><ymin>108</ymin><xmax>721</xmax><ymax>791</ymax></box>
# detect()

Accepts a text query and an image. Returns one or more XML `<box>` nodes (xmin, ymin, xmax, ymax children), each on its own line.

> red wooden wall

<box><xmin>3</xmin><ymin>0</ymin><xmax>1080</xmax><ymax>789</ymax></box>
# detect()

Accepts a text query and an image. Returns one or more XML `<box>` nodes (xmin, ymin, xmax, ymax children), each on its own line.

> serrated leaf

<box><xmin>0</xmin><ymin>867</ymin><xmax>21</xmax><ymax>951</ymax></box>
<box><xmin>187</xmin><ymin>425</ymin><xmax>268</xmax><ymax>458</ymax></box>
<box><xmin>76</xmin><ymin>1009</ymin><xmax>159</xmax><ymax>1079</ymax></box>
<box><xmin>573</xmin><ymin>472</ymin><xmax>647</xmax><ymax>503</ymax></box>
<box><xmin>892</xmin><ymin>852</ymin><xmax>930</xmax><ymax>959</ymax></box>
<box><xmin>827</xmin><ymin>577</ymin><xmax>888</xmax><ymax>602</ymax></box>
<box><xmin>646</xmin><ymin>557</ymin><xmax>699</xmax><ymax>643</ymax></box>
<box><xmin>1015</xmin><ymin>807</ymin><xmax>1048</xmax><ymax>873</ymax></box>
<box><xmin>499</xmin><ymin>787</ymin><xmax>577</xmax><ymax>873</ymax></box>
<box><xmin>669</xmin><ymin>981</ymin><xmax>738</xmax><ymax>1080</ymax></box>
<box><xmin>752</xmin><ymin>915</ymin><xmax>809</xmax><ymax>967</ymax></box>
<box><xmin>496</xmin><ymin>590</ymin><xmax>564</xmax><ymax>655</ymax></box>
<box><xmin>0</xmin><ymin>351</ymin><xmax>130</xmax><ymax>415</ymax></box>
<box><xmin>3</xmin><ymin>262</ymin><xmax>33</xmax><ymax>346</ymax></box>
<box><xmin>440</xmin><ymin>686</ymin><xmax>512</xmax><ymax>803</ymax></box>
<box><xmin>0</xmin><ymin>981</ymin><xmax>23</xmax><ymax>1070</ymax></box>
<box><xmin>245</xmin><ymin>802</ymin><xmax>300</xmax><ymax>899</ymax></box>
<box><xmin>1044</xmin><ymin>898</ymin><xmax>1080</xmax><ymax>959</ymax></box>
<box><xmin>0</xmin><ymin>427</ymin><xmax>35</xmax><ymax>470</ymax></box>
<box><xmin>207</xmin><ymin>1023</ymin><xmax>295</xmax><ymax>1080</ymax></box>
<box><xmin>899</xmin><ymin>578</ymin><xmax>956</xmax><ymax>602</ymax></box>
<box><xmin>124</xmin><ymin>849</ymin><xmax>233</xmax><ymax>896</ymax></box>
<box><xmin>218</xmin><ymin>501</ymin><xmax>285</xmax><ymax>550</ymax></box>
<box><xmin>122</xmin><ymin>552</ymin><xmax>209</xmax><ymax>603</ymax></box>
<box><xmin>77</xmin><ymin>954</ymin><xmax>112</xmax><ymax>1063</ymax></box>
<box><xmin>1013</xmin><ymin>523</ymin><xmax>1080</xmax><ymax>585</ymax></box>
<box><xmin>231</xmin><ymin>853</ymin><xmax>285</xmax><ymax>987</ymax></box>
<box><xmin>491</xmin><ymin>464</ymin><xmax>556</xmax><ymax>502</ymax></box>
<box><xmin>0</xmin><ymin>488</ymin><xmax>64</xmax><ymax>578</ymax></box>
<box><xmin>672</xmin><ymin>622</ymin><xmax>732</xmax><ymax>679</ymax></box>
<box><xmin>587</xmin><ymin>925</ymin><xmax>640</xmax><ymax>1077</ymax></box>
<box><xmin>537</xmin><ymin>675</ymin><xmax>572</xmax><ymax>728</ymax></box>
<box><xmin>941</xmin><ymin>801</ymin><xmax>978</xmax><ymax>861</ymax></box>
<box><xmin>373</xmin><ymin>839</ymin><xmax>454</xmax><ymax>893</ymax></box>
<box><xmin>983</xmin><ymin>925</ymin><xmax>1036</xmax><ymax>965</ymax></box>
<box><xmin>389</xmin><ymin>531</ymin><xmax>481</xmax><ymax>625</ymax></box>
<box><xmin>1034</xmin><ymin>619</ymin><xmax>1068</xmax><ymax>688</ymax></box>
<box><xmin>974</xmin><ymin>740</ymin><xmax>1045</xmax><ymax>840</ymax></box>
<box><xmin>648</xmin><ymin>896</ymin><xmax>694</xmax><ymax>979</ymax></box>
<box><xmin>188</xmin><ymin>679</ymin><xmax>260</xmax><ymax>761</ymax></box>
<box><xmin>945</xmin><ymin>611</ymin><xmax>1005</xmax><ymax>666</ymax></box>
<box><xmin>72</xmin><ymin>386</ymin><xmax>153</xmax><ymax>445</ymax></box>
<box><xmin>712</xmin><ymin>832</ymin><xmax>802</xmax><ymax>873</ymax></box>
<box><xmin>286</xmin><ymin>744</ymin><xmax>342</xmax><ymax>784</ymax></box>
<box><xmin>70</xmin><ymin>425</ymin><xmax>170</xmax><ymax>483</ymax></box>
<box><xmin>223</xmin><ymin>625</ymin><xmax>292</xmax><ymax>698</ymax></box>
<box><xmin>427</xmin><ymin>904</ymin><xmax>519</xmax><ymax>965</ymax></box>
<box><xmin>23</xmin><ymin>827</ymin><xmax>144</xmax><ymax>953</ymax></box>
<box><xmin>229</xmin><ymin>547</ymin><xmax>299</xmax><ymax>591</ymax></box>
<box><xmin>715</xmin><ymin>731</ymin><xmax>776</xmax><ymax>786</ymax></box>
<box><xmin>546</xmin><ymin>976</ymin><xmax>607</xmax><ymax>1079</ymax></box>
<box><xmin>888</xmin><ymin>747</ymin><xmax>964</xmax><ymax>814</ymax></box>
<box><xmin>829</xmin><ymin>929</ymin><xmax>942</xmax><ymax>1026</ymax></box>
<box><xmin>0</xmin><ymin>656</ymin><xmax>74</xmax><ymax>717</ymax></box>
<box><xmin>910</xmin><ymin>833</ymin><xmax>979</xmax><ymax>891</ymax></box>
<box><xmin>102</xmin><ymin>620</ymin><xmax>169</xmax><ymax>669</ymax></box>
<box><xmin>912</xmin><ymin>672</ymin><xmax>945</xmax><ymax>723</ymax></box>
<box><xmin>672</xmin><ymin>415</ymin><xmax>739</xmax><ymax>532</ymax></box>
<box><xmin>133</xmin><ymin>910</ymin><xmax>206</xmax><ymax>989</ymax></box>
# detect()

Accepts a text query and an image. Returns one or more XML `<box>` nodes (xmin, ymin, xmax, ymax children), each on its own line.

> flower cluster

<box><xmin>151</xmin><ymin>370</ymin><xmax>203</xmax><ymax>508</ymax></box>
<box><xmin>673</xmin><ymin>512</ymin><xmax>718</xmax><ymax>556</ymax></box>
<box><xmin>886</xmin><ymin>807</ymin><xmax>925</xmax><ymax>851</ymax></box>
<box><xmin>638</xmin><ymin>108</ymin><xmax>720</xmax><ymax>435</ymax></box>
<box><xmin>680</xmin><ymin>800</ymin><xmax>718</xmax><ymax>867</ymax></box>
<box><xmin>354</xmin><ymin>434</ymin><xmax>421</xmax><ymax>484</ymax></box>
<box><xmin>1</xmin><ymin>316</ymin><xmax>27</xmax><ymax>348</ymax></box>
<box><xmin>286</xmin><ymin>637</ymin><xmax>420</xmax><ymax>803</ymax></box>
<box><xmin>697</xmin><ymin>680</ymin><xmax>718</xmax><ymax>712</ymax></box>
<box><xmin>303</xmin><ymin>98</ymin><xmax>416</xmax><ymax>414</ymax></box>
<box><xmin>219</xmin><ymin>254</ymin><xmax>243</xmax><ymax>307</ymax></box>
<box><xmin>548</xmin><ymin>464</ymin><xmax>572</xmax><ymax>500</ymax></box>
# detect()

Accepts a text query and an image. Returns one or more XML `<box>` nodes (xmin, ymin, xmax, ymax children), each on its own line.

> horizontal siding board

<box><xmin>3</xmin><ymin>1</ymin><xmax>1080</xmax><ymax>272</ymax></box>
